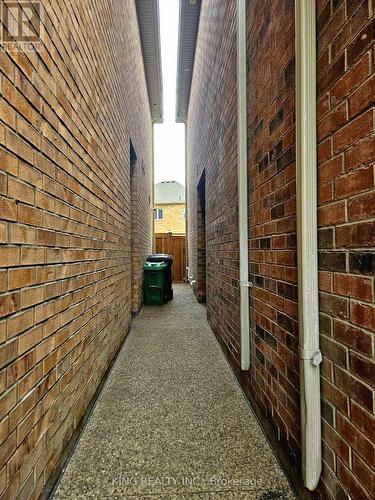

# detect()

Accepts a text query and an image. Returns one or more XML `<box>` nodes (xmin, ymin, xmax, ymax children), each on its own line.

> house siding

<box><xmin>186</xmin><ymin>0</ymin><xmax>374</xmax><ymax>498</ymax></box>
<box><xmin>0</xmin><ymin>1</ymin><xmax>153</xmax><ymax>497</ymax></box>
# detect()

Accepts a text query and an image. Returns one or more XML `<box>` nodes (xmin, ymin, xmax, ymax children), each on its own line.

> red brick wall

<box><xmin>316</xmin><ymin>2</ymin><xmax>374</xmax><ymax>499</ymax></box>
<box><xmin>186</xmin><ymin>0</ymin><xmax>374</xmax><ymax>498</ymax></box>
<box><xmin>246</xmin><ymin>0</ymin><xmax>301</xmax><ymax>487</ymax></box>
<box><xmin>0</xmin><ymin>0</ymin><xmax>153</xmax><ymax>497</ymax></box>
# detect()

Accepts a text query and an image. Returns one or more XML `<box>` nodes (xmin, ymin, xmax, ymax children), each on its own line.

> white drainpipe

<box><xmin>237</xmin><ymin>0</ymin><xmax>250</xmax><ymax>371</ymax></box>
<box><xmin>296</xmin><ymin>0</ymin><xmax>322</xmax><ymax>490</ymax></box>
<box><xmin>185</xmin><ymin>124</ymin><xmax>189</xmax><ymax>281</ymax></box>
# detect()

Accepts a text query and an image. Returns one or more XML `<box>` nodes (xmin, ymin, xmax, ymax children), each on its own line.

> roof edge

<box><xmin>176</xmin><ymin>0</ymin><xmax>202</xmax><ymax>123</ymax></box>
<box><xmin>137</xmin><ymin>0</ymin><xmax>164</xmax><ymax>123</ymax></box>
<box><xmin>154</xmin><ymin>201</ymin><xmax>186</xmax><ymax>205</ymax></box>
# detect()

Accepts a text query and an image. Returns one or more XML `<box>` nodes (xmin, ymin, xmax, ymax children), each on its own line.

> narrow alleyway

<box><xmin>53</xmin><ymin>285</ymin><xmax>295</xmax><ymax>499</ymax></box>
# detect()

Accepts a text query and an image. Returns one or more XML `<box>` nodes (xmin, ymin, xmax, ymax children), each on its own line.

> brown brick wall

<box><xmin>186</xmin><ymin>0</ymin><xmax>374</xmax><ymax>498</ymax></box>
<box><xmin>187</xmin><ymin>0</ymin><xmax>239</xmax><ymax>332</ymax></box>
<box><xmin>0</xmin><ymin>0</ymin><xmax>153</xmax><ymax>497</ymax></box>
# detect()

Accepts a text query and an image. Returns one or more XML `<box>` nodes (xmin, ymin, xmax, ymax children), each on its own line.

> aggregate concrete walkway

<box><xmin>54</xmin><ymin>284</ymin><xmax>295</xmax><ymax>499</ymax></box>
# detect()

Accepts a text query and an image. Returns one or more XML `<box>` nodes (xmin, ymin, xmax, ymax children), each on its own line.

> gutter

<box><xmin>296</xmin><ymin>0</ymin><xmax>322</xmax><ymax>490</ymax></box>
<box><xmin>137</xmin><ymin>0</ymin><xmax>164</xmax><ymax>123</ymax></box>
<box><xmin>176</xmin><ymin>0</ymin><xmax>201</xmax><ymax>122</ymax></box>
<box><xmin>237</xmin><ymin>0</ymin><xmax>250</xmax><ymax>371</ymax></box>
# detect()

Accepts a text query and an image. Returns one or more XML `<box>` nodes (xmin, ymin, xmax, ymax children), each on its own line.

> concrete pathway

<box><xmin>54</xmin><ymin>285</ymin><xmax>295</xmax><ymax>499</ymax></box>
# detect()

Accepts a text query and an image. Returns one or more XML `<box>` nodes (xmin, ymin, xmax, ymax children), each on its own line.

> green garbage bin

<box><xmin>143</xmin><ymin>261</ymin><xmax>167</xmax><ymax>305</ymax></box>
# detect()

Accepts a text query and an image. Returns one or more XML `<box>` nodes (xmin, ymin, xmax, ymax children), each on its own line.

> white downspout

<box><xmin>237</xmin><ymin>0</ymin><xmax>250</xmax><ymax>371</ymax></box>
<box><xmin>185</xmin><ymin>123</ymin><xmax>189</xmax><ymax>281</ymax></box>
<box><xmin>296</xmin><ymin>0</ymin><xmax>322</xmax><ymax>491</ymax></box>
<box><xmin>152</xmin><ymin>126</ymin><xmax>156</xmax><ymax>253</ymax></box>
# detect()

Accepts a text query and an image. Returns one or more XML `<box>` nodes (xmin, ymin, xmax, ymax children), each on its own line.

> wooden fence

<box><xmin>155</xmin><ymin>233</ymin><xmax>186</xmax><ymax>282</ymax></box>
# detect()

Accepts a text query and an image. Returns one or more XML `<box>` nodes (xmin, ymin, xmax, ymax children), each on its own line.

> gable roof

<box><xmin>155</xmin><ymin>181</ymin><xmax>186</xmax><ymax>204</ymax></box>
<box><xmin>136</xmin><ymin>0</ymin><xmax>163</xmax><ymax>123</ymax></box>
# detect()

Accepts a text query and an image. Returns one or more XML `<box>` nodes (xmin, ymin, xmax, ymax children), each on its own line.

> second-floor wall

<box><xmin>154</xmin><ymin>203</ymin><xmax>186</xmax><ymax>234</ymax></box>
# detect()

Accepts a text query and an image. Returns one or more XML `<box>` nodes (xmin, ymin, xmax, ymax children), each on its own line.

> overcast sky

<box><xmin>154</xmin><ymin>0</ymin><xmax>185</xmax><ymax>186</ymax></box>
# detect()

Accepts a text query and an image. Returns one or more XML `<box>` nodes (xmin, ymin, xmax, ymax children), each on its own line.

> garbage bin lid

<box><xmin>147</xmin><ymin>254</ymin><xmax>173</xmax><ymax>262</ymax></box>
<box><xmin>143</xmin><ymin>261</ymin><xmax>167</xmax><ymax>270</ymax></box>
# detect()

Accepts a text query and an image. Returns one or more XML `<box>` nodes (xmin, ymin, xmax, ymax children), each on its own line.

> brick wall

<box><xmin>154</xmin><ymin>203</ymin><xmax>186</xmax><ymax>234</ymax></box>
<box><xmin>246</xmin><ymin>0</ymin><xmax>301</xmax><ymax>491</ymax></box>
<box><xmin>196</xmin><ymin>171</ymin><xmax>206</xmax><ymax>302</ymax></box>
<box><xmin>316</xmin><ymin>2</ymin><xmax>374</xmax><ymax>499</ymax></box>
<box><xmin>186</xmin><ymin>0</ymin><xmax>374</xmax><ymax>498</ymax></box>
<box><xmin>0</xmin><ymin>0</ymin><xmax>153</xmax><ymax>497</ymax></box>
<box><xmin>187</xmin><ymin>0</ymin><xmax>239</xmax><ymax>336</ymax></box>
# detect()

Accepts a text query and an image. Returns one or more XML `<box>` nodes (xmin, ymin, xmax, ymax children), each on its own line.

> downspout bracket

<box><xmin>240</xmin><ymin>281</ymin><xmax>253</xmax><ymax>288</ymax></box>
<box><xmin>298</xmin><ymin>348</ymin><xmax>323</xmax><ymax>366</ymax></box>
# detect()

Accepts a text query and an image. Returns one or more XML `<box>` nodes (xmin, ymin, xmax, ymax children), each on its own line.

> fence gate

<box><xmin>155</xmin><ymin>233</ymin><xmax>186</xmax><ymax>283</ymax></box>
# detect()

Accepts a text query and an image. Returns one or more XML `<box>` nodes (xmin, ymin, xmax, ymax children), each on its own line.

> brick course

<box><xmin>0</xmin><ymin>0</ymin><xmax>153</xmax><ymax>497</ymax></box>
<box><xmin>186</xmin><ymin>0</ymin><xmax>374</xmax><ymax>498</ymax></box>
